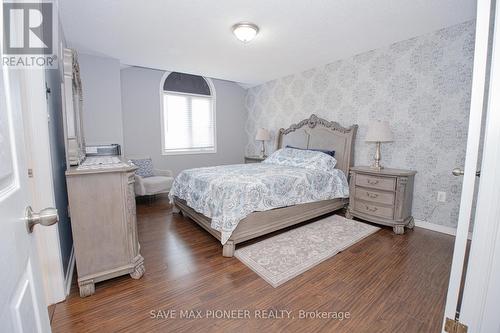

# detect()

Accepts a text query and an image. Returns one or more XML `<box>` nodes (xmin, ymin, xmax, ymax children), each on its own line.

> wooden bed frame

<box><xmin>173</xmin><ymin>114</ymin><xmax>358</xmax><ymax>257</ymax></box>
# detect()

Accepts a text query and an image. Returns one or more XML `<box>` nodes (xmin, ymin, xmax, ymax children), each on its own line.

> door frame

<box><xmin>458</xmin><ymin>0</ymin><xmax>500</xmax><ymax>329</ymax></box>
<box><xmin>20</xmin><ymin>68</ymin><xmax>67</xmax><ymax>305</ymax></box>
<box><xmin>443</xmin><ymin>0</ymin><xmax>500</xmax><ymax>331</ymax></box>
<box><xmin>442</xmin><ymin>0</ymin><xmax>492</xmax><ymax>325</ymax></box>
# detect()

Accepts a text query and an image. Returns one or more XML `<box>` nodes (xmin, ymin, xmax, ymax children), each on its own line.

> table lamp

<box><xmin>255</xmin><ymin>128</ymin><xmax>271</xmax><ymax>158</ymax></box>
<box><xmin>365</xmin><ymin>121</ymin><xmax>393</xmax><ymax>170</ymax></box>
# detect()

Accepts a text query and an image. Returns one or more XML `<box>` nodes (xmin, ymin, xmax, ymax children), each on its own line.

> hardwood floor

<box><xmin>51</xmin><ymin>196</ymin><xmax>454</xmax><ymax>332</ymax></box>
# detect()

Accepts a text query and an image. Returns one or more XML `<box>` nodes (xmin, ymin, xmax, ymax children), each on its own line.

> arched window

<box><xmin>160</xmin><ymin>72</ymin><xmax>216</xmax><ymax>154</ymax></box>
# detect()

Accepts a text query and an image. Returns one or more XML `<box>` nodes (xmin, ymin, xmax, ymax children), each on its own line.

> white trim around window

<box><xmin>159</xmin><ymin>71</ymin><xmax>217</xmax><ymax>156</ymax></box>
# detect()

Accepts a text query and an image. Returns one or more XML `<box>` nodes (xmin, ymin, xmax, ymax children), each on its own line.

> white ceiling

<box><xmin>59</xmin><ymin>0</ymin><xmax>476</xmax><ymax>86</ymax></box>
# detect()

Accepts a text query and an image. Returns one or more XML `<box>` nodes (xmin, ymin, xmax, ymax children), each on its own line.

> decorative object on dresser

<box><xmin>244</xmin><ymin>155</ymin><xmax>266</xmax><ymax>163</ymax></box>
<box><xmin>85</xmin><ymin>144</ymin><xmax>121</xmax><ymax>156</ymax></box>
<box><xmin>255</xmin><ymin>128</ymin><xmax>271</xmax><ymax>158</ymax></box>
<box><xmin>346</xmin><ymin>166</ymin><xmax>416</xmax><ymax>234</ymax></box>
<box><xmin>365</xmin><ymin>121</ymin><xmax>393</xmax><ymax>170</ymax></box>
<box><xmin>128</xmin><ymin>157</ymin><xmax>174</xmax><ymax>197</ymax></box>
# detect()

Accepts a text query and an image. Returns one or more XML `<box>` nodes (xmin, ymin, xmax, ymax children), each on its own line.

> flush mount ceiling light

<box><xmin>232</xmin><ymin>22</ymin><xmax>259</xmax><ymax>43</ymax></box>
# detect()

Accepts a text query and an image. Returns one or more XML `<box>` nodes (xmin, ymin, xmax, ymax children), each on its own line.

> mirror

<box><xmin>61</xmin><ymin>48</ymin><xmax>86</xmax><ymax>167</ymax></box>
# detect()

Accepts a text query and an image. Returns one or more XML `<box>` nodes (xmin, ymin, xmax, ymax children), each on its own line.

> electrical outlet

<box><xmin>437</xmin><ymin>191</ymin><xmax>447</xmax><ymax>202</ymax></box>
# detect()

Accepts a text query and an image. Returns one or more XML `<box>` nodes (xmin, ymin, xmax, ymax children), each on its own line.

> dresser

<box><xmin>61</xmin><ymin>50</ymin><xmax>144</xmax><ymax>297</ymax></box>
<box><xmin>66</xmin><ymin>160</ymin><xmax>145</xmax><ymax>297</ymax></box>
<box><xmin>346</xmin><ymin>166</ymin><xmax>416</xmax><ymax>234</ymax></box>
<box><xmin>244</xmin><ymin>155</ymin><xmax>266</xmax><ymax>163</ymax></box>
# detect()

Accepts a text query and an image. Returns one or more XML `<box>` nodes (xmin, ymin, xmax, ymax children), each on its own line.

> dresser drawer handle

<box><xmin>365</xmin><ymin>205</ymin><xmax>378</xmax><ymax>212</ymax></box>
<box><xmin>366</xmin><ymin>192</ymin><xmax>379</xmax><ymax>199</ymax></box>
<box><xmin>367</xmin><ymin>179</ymin><xmax>379</xmax><ymax>185</ymax></box>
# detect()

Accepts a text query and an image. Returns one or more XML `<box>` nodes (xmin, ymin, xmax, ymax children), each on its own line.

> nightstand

<box><xmin>346</xmin><ymin>166</ymin><xmax>416</xmax><ymax>234</ymax></box>
<box><xmin>244</xmin><ymin>155</ymin><xmax>266</xmax><ymax>163</ymax></box>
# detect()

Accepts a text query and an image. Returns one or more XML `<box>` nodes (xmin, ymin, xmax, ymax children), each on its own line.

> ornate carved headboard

<box><xmin>277</xmin><ymin>114</ymin><xmax>358</xmax><ymax>175</ymax></box>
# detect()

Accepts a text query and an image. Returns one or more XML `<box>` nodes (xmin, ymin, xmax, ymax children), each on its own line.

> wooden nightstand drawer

<box><xmin>354</xmin><ymin>187</ymin><xmax>395</xmax><ymax>206</ymax></box>
<box><xmin>354</xmin><ymin>201</ymin><xmax>394</xmax><ymax>220</ymax></box>
<box><xmin>355</xmin><ymin>173</ymin><xmax>396</xmax><ymax>191</ymax></box>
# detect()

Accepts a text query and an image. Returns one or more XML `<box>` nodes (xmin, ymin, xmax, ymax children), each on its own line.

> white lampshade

<box><xmin>365</xmin><ymin>121</ymin><xmax>393</xmax><ymax>142</ymax></box>
<box><xmin>255</xmin><ymin>128</ymin><xmax>270</xmax><ymax>141</ymax></box>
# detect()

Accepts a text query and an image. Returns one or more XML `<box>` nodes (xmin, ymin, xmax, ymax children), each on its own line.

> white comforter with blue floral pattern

<box><xmin>169</xmin><ymin>149</ymin><xmax>349</xmax><ymax>244</ymax></box>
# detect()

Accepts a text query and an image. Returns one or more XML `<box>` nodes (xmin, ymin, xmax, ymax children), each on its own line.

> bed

<box><xmin>171</xmin><ymin>114</ymin><xmax>358</xmax><ymax>257</ymax></box>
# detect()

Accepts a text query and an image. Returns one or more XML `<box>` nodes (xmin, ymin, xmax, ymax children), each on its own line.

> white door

<box><xmin>442</xmin><ymin>0</ymin><xmax>498</xmax><ymax>331</ymax></box>
<box><xmin>451</xmin><ymin>0</ymin><xmax>500</xmax><ymax>330</ymax></box>
<box><xmin>0</xmin><ymin>54</ymin><xmax>52</xmax><ymax>333</ymax></box>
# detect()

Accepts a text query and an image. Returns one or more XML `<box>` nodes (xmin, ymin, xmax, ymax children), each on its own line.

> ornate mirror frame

<box><xmin>61</xmin><ymin>48</ymin><xmax>86</xmax><ymax>167</ymax></box>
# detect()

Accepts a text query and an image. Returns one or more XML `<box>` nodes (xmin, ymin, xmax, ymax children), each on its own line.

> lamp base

<box><xmin>370</xmin><ymin>164</ymin><xmax>383</xmax><ymax>171</ymax></box>
<box><xmin>259</xmin><ymin>140</ymin><xmax>266</xmax><ymax>158</ymax></box>
<box><xmin>371</xmin><ymin>141</ymin><xmax>383</xmax><ymax>171</ymax></box>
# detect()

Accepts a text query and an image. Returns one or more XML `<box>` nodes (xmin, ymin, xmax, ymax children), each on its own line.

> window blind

<box><xmin>163</xmin><ymin>92</ymin><xmax>215</xmax><ymax>153</ymax></box>
<box><xmin>163</xmin><ymin>72</ymin><xmax>211</xmax><ymax>96</ymax></box>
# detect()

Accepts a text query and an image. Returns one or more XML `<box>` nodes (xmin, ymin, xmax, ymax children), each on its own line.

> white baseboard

<box><xmin>65</xmin><ymin>246</ymin><xmax>76</xmax><ymax>296</ymax></box>
<box><xmin>414</xmin><ymin>219</ymin><xmax>472</xmax><ymax>240</ymax></box>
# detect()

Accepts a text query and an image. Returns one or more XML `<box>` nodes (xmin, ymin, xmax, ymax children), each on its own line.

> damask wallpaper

<box><xmin>244</xmin><ymin>20</ymin><xmax>475</xmax><ymax>228</ymax></box>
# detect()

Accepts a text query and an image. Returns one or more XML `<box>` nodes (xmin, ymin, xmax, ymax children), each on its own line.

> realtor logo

<box><xmin>2</xmin><ymin>1</ymin><xmax>58</xmax><ymax>68</ymax></box>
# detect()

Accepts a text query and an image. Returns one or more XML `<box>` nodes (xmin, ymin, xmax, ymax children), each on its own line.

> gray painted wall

<box><xmin>46</xmin><ymin>24</ymin><xmax>72</xmax><ymax>275</ymax></box>
<box><xmin>121</xmin><ymin>67</ymin><xmax>247</xmax><ymax>175</ymax></box>
<box><xmin>244</xmin><ymin>20</ymin><xmax>475</xmax><ymax>228</ymax></box>
<box><xmin>79</xmin><ymin>53</ymin><xmax>124</xmax><ymax>147</ymax></box>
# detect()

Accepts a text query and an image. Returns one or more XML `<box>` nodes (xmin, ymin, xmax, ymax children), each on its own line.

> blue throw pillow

<box><xmin>286</xmin><ymin>145</ymin><xmax>335</xmax><ymax>157</ymax></box>
<box><xmin>129</xmin><ymin>158</ymin><xmax>155</xmax><ymax>178</ymax></box>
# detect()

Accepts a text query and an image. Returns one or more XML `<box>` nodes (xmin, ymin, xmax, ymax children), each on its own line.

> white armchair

<box><xmin>134</xmin><ymin>169</ymin><xmax>174</xmax><ymax>196</ymax></box>
<box><xmin>128</xmin><ymin>157</ymin><xmax>174</xmax><ymax>197</ymax></box>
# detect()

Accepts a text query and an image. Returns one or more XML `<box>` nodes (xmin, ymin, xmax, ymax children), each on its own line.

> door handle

<box><xmin>25</xmin><ymin>206</ymin><xmax>59</xmax><ymax>233</ymax></box>
<box><xmin>452</xmin><ymin>168</ymin><xmax>481</xmax><ymax>177</ymax></box>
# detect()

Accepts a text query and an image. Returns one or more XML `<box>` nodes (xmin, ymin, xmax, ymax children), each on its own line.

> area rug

<box><xmin>234</xmin><ymin>215</ymin><xmax>379</xmax><ymax>287</ymax></box>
